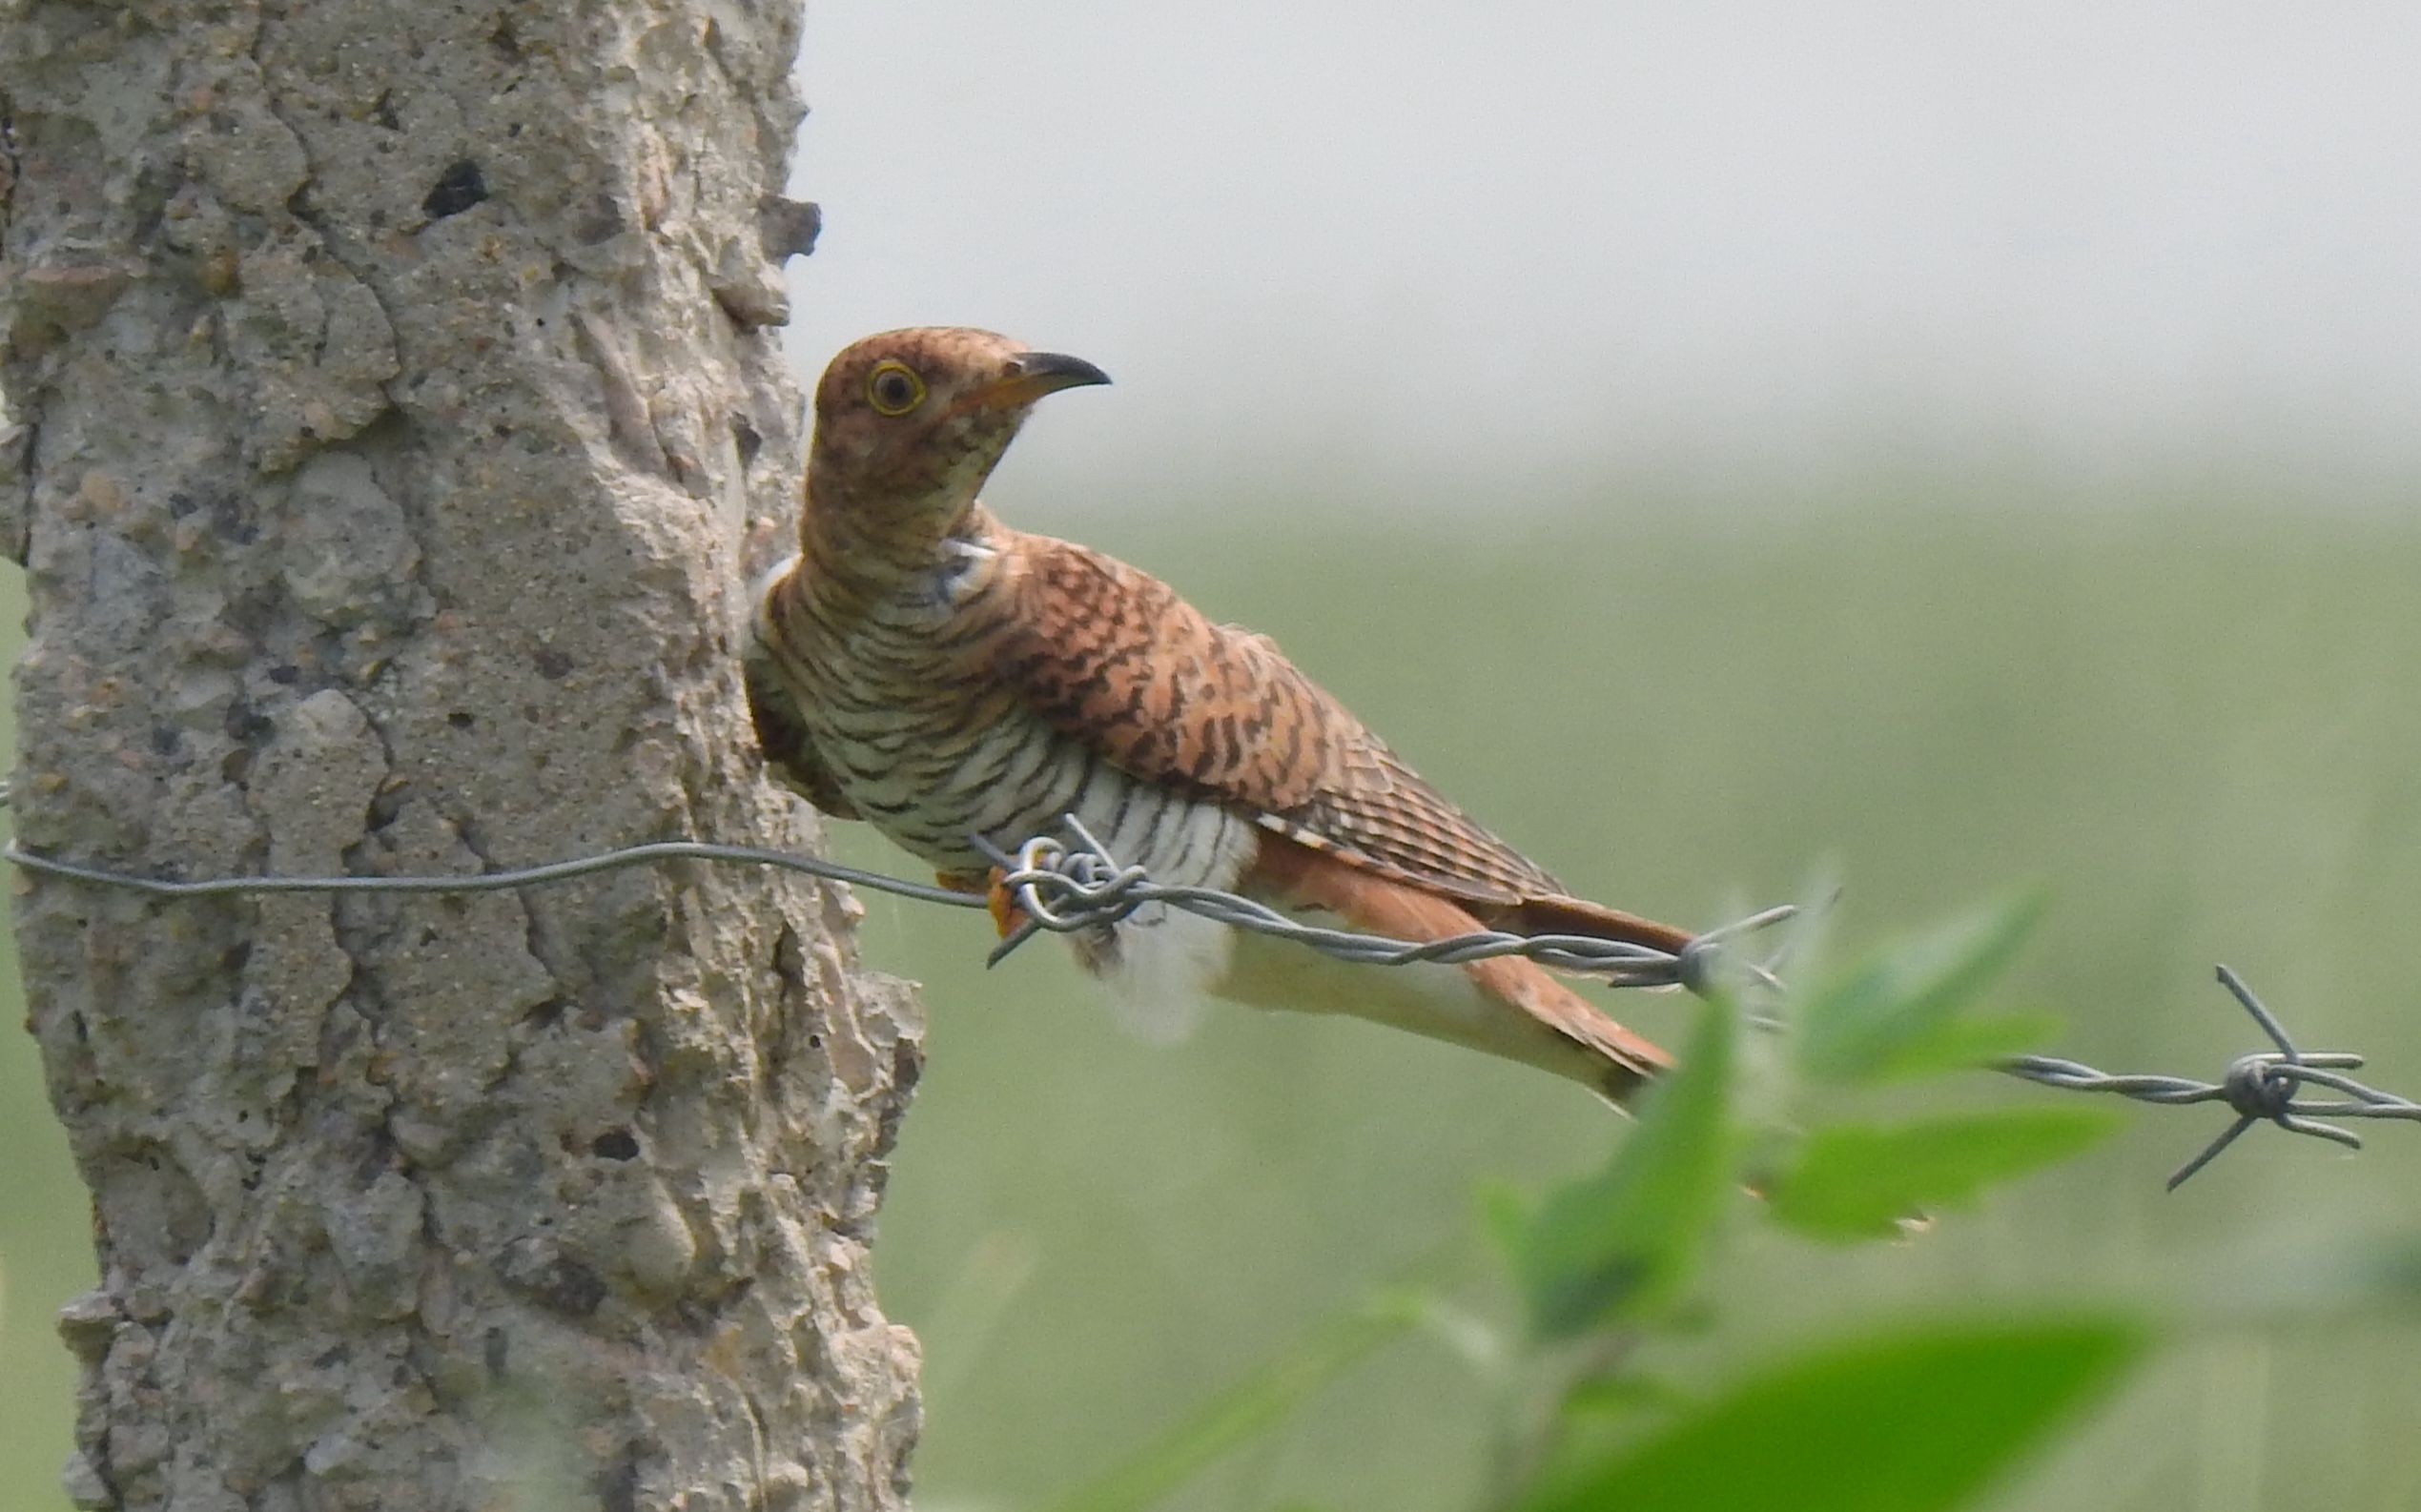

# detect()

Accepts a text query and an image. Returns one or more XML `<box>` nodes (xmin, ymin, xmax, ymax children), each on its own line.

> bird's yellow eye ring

<box><xmin>866</xmin><ymin>359</ymin><xmax>927</xmax><ymax>416</ymax></box>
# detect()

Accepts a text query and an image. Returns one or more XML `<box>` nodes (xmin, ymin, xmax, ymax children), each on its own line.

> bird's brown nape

<box><xmin>807</xmin><ymin>332</ymin><xmax>1026</xmax><ymax>513</ymax></box>
<box><xmin>799</xmin><ymin>328</ymin><xmax>1109</xmax><ymax>571</ymax></box>
<box><xmin>810</xmin><ymin>326</ymin><xmax>1031</xmax><ymax>422</ymax></box>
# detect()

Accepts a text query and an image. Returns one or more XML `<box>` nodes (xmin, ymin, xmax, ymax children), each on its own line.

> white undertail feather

<box><xmin>1211</xmin><ymin>897</ymin><xmax>1639</xmax><ymax>1093</ymax></box>
<box><xmin>1072</xmin><ymin>799</ymin><xmax>1259</xmax><ymax>1044</ymax></box>
<box><xmin>1091</xmin><ymin>902</ymin><xmax>1237</xmax><ymax>1045</ymax></box>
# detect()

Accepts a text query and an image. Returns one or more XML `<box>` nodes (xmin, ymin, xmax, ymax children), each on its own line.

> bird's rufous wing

<box><xmin>995</xmin><ymin>532</ymin><xmax>1686</xmax><ymax>955</ymax></box>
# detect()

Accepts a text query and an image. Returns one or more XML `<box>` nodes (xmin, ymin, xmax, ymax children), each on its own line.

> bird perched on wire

<box><xmin>748</xmin><ymin>327</ymin><xmax>1698</xmax><ymax>1106</ymax></box>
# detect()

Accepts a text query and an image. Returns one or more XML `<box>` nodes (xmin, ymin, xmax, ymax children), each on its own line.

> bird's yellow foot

<box><xmin>984</xmin><ymin>868</ymin><xmax>1031</xmax><ymax>938</ymax></box>
<box><xmin>936</xmin><ymin>868</ymin><xmax>1030</xmax><ymax>940</ymax></box>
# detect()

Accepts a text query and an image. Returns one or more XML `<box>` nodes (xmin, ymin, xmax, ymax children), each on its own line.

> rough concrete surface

<box><xmin>1</xmin><ymin>3</ymin><xmax>923</xmax><ymax>1507</ymax></box>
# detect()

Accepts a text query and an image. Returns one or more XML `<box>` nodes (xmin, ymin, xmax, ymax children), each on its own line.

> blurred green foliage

<box><xmin>1791</xmin><ymin>891</ymin><xmax>2047</xmax><ymax>1085</ymax></box>
<box><xmin>1061</xmin><ymin>896</ymin><xmax>2140</xmax><ymax>1512</ymax></box>
<box><xmin>1516</xmin><ymin>1318</ymin><xmax>2145</xmax><ymax>1512</ymax></box>
<box><xmin>9</xmin><ymin>491</ymin><xmax>2421</xmax><ymax>1510</ymax></box>
<box><xmin>1767</xmin><ymin>1108</ymin><xmax>2118</xmax><ymax>1242</ymax></box>
<box><xmin>1496</xmin><ymin>998</ymin><xmax>1739</xmax><ymax>1339</ymax></box>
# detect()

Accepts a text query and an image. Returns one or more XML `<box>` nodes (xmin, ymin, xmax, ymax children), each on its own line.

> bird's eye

<box><xmin>867</xmin><ymin>360</ymin><xmax>926</xmax><ymax>416</ymax></box>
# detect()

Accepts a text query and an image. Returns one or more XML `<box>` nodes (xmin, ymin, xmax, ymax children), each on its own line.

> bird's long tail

<box><xmin>1251</xmin><ymin>837</ymin><xmax>1677</xmax><ymax>1108</ymax></box>
<box><xmin>1471</xmin><ymin>892</ymin><xmax>1694</xmax><ymax>1109</ymax></box>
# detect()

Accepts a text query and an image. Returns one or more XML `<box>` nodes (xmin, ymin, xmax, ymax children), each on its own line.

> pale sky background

<box><xmin>785</xmin><ymin>1</ymin><xmax>2421</xmax><ymax>513</ymax></box>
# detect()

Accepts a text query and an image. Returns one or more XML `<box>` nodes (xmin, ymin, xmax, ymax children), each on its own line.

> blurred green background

<box><xmin>8</xmin><ymin>483</ymin><xmax>2421</xmax><ymax>1510</ymax></box>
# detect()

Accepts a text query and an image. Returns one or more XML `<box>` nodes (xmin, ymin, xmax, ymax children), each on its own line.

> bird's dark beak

<box><xmin>975</xmin><ymin>351</ymin><xmax>1112</xmax><ymax>410</ymax></box>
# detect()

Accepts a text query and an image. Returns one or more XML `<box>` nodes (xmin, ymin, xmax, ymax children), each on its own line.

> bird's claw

<box><xmin>939</xmin><ymin>866</ymin><xmax>1033</xmax><ymax>941</ymax></box>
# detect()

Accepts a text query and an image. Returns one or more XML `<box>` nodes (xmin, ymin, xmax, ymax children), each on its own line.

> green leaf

<box><xmin>1529</xmin><ymin>1374</ymin><xmax>1700</xmax><ymax>1501</ymax></box>
<box><xmin>1041</xmin><ymin>1297</ymin><xmax>1418</xmax><ymax>1512</ymax></box>
<box><xmin>1558</xmin><ymin>1373</ymin><xmax>1696</xmax><ymax>1421</ymax></box>
<box><xmin>1519</xmin><ymin>1318</ymin><xmax>2148</xmax><ymax>1512</ymax></box>
<box><xmin>1795</xmin><ymin>891</ymin><xmax>2047</xmax><ymax>1086</ymax></box>
<box><xmin>1767</xmin><ymin>1108</ymin><xmax>2121</xmax><ymax>1242</ymax></box>
<box><xmin>1504</xmin><ymin>999</ymin><xmax>1737</xmax><ymax>1339</ymax></box>
<box><xmin>1861</xmin><ymin>1010</ymin><xmax>2066</xmax><ymax>1082</ymax></box>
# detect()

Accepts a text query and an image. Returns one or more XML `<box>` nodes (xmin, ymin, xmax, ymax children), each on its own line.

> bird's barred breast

<box><xmin>762</xmin><ymin>564</ymin><xmax>1260</xmax><ymax>897</ymax></box>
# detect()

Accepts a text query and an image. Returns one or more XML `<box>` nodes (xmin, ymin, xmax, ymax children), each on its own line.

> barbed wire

<box><xmin>0</xmin><ymin>812</ymin><xmax>1777</xmax><ymax>991</ymax></box>
<box><xmin>1998</xmin><ymin>966</ymin><xmax>2421</xmax><ymax>1189</ymax></box>
<box><xmin>3</xmin><ymin>801</ymin><xmax>2412</xmax><ymax>1185</ymax></box>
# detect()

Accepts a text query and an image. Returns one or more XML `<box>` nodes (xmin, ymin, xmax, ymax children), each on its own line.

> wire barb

<box><xmin>1995</xmin><ymin>964</ymin><xmax>2421</xmax><ymax>1189</ymax></box>
<box><xmin>973</xmin><ymin>815</ymin><xmax>1787</xmax><ymax>990</ymax></box>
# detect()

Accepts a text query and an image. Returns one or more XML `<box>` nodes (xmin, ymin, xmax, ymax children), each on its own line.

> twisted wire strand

<box><xmin>3</xmin><ymin>834</ymin><xmax>992</xmax><ymax>911</ymax></box>
<box><xmin>5</xmin><ymin>801</ymin><xmax>2413</xmax><ymax>1186</ymax></box>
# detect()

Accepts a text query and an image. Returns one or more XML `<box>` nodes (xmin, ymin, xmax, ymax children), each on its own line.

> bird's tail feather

<box><xmin>1485</xmin><ymin>892</ymin><xmax>1697</xmax><ymax>957</ymax></box>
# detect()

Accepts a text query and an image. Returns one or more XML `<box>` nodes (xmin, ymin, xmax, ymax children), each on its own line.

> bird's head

<box><xmin>803</xmin><ymin>327</ymin><xmax>1109</xmax><ymax>547</ymax></box>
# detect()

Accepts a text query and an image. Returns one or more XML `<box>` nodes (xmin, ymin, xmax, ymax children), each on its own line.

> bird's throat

<box><xmin>799</xmin><ymin>489</ymin><xmax>1005</xmax><ymax>629</ymax></box>
<box><xmin>799</xmin><ymin>472</ymin><xmax>986</xmax><ymax>591</ymax></box>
